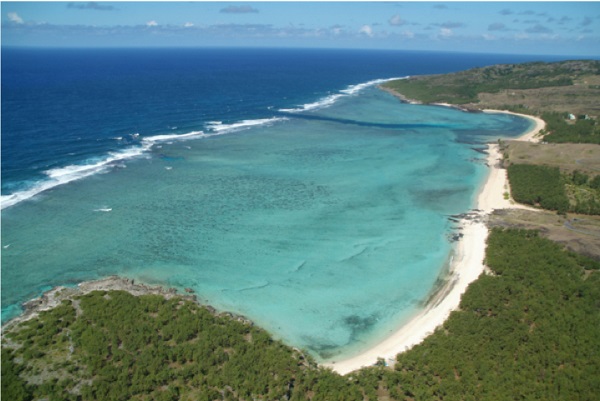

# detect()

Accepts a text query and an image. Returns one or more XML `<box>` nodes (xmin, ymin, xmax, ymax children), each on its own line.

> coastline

<box><xmin>323</xmin><ymin>104</ymin><xmax>544</xmax><ymax>375</ymax></box>
<box><xmin>2</xmin><ymin>276</ymin><xmax>203</xmax><ymax>335</ymax></box>
<box><xmin>482</xmin><ymin>109</ymin><xmax>546</xmax><ymax>142</ymax></box>
<box><xmin>3</xmin><ymin>98</ymin><xmax>547</xmax><ymax>376</ymax></box>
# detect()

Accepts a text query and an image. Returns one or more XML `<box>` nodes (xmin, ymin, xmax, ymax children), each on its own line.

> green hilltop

<box><xmin>382</xmin><ymin>60</ymin><xmax>600</xmax><ymax>116</ymax></box>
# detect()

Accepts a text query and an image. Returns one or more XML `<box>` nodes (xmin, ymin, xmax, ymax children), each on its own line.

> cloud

<box><xmin>184</xmin><ymin>22</ymin><xmax>194</xmax><ymax>28</ymax></box>
<box><xmin>438</xmin><ymin>21</ymin><xmax>465</xmax><ymax>29</ymax></box>
<box><xmin>330</xmin><ymin>25</ymin><xmax>343</xmax><ymax>35</ymax></box>
<box><xmin>525</xmin><ymin>24</ymin><xmax>552</xmax><ymax>34</ymax></box>
<box><xmin>146</xmin><ymin>20</ymin><xmax>158</xmax><ymax>27</ymax></box>
<box><xmin>499</xmin><ymin>9</ymin><xmax>513</xmax><ymax>16</ymax></box>
<box><xmin>582</xmin><ymin>17</ymin><xmax>592</xmax><ymax>27</ymax></box>
<box><xmin>519</xmin><ymin>10</ymin><xmax>535</xmax><ymax>16</ymax></box>
<box><xmin>388</xmin><ymin>14</ymin><xmax>407</xmax><ymax>26</ymax></box>
<box><xmin>557</xmin><ymin>16</ymin><xmax>572</xmax><ymax>25</ymax></box>
<box><xmin>433</xmin><ymin>4</ymin><xmax>448</xmax><ymax>9</ymax></box>
<box><xmin>67</xmin><ymin>2</ymin><xmax>116</xmax><ymax>11</ymax></box>
<box><xmin>220</xmin><ymin>5</ymin><xmax>259</xmax><ymax>14</ymax></box>
<box><xmin>8</xmin><ymin>12</ymin><xmax>24</xmax><ymax>24</ymax></box>
<box><xmin>359</xmin><ymin>25</ymin><xmax>374</xmax><ymax>37</ymax></box>
<box><xmin>488</xmin><ymin>22</ymin><xmax>508</xmax><ymax>32</ymax></box>
<box><xmin>440</xmin><ymin>28</ymin><xmax>453</xmax><ymax>37</ymax></box>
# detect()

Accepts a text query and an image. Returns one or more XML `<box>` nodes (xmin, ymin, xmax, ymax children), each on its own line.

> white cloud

<box><xmin>389</xmin><ymin>14</ymin><xmax>406</xmax><ymax>27</ymax></box>
<box><xmin>359</xmin><ymin>24</ymin><xmax>374</xmax><ymax>37</ymax></box>
<box><xmin>8</xmin><ymin>12</ymin><xmax>24</xmax><ymax>24</ymax></box>
<box><xmin>184</xmin><ymin>22</ymin><xmax>194</xmax><ymax>28</ymax></box>
<box><xmin>402</xmin><ymin>30</ymin><xmax>415</xmax><ymax>39</ymax></box>
<box><xmin>440</xmin><ymin>28</ymin><xmax>453</xmax><ymax>37</ymax></box>
<box><xmin>146</xmin><ymin>20</ymin><xmax>158</xmax><ymax>27</ymax></box>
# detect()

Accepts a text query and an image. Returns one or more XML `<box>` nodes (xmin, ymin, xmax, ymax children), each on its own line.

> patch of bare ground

<box><xmin>465</xmin><ymin>75</ymin><xmax>600</xmax><ymax>117</ymax></box>
<box><xmin>488</xmin><ymin>208</ymin><xmax>600</xmax><ymax>260</ymax></box>
<box><xmin>502</xmin><ymin>140</ymin><xmax>600</xmax><ymax>175</ymax></box>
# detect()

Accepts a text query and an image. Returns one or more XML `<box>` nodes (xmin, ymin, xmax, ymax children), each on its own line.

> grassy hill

<box><xmin>382</xmin><ymin>60</ymin><xmax>600</xmax><ymax>117</ymax></box>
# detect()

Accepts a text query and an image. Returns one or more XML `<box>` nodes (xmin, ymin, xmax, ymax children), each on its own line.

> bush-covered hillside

<box><xmin>382</xmin><ymin>60</ymin><xmax>600</xmax><ymax>105</ymax></box>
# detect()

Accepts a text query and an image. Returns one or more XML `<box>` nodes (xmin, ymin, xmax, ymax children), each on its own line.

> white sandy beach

<box><xmin>325</xmin><ymin>109</ymin><xmax>545</xmax><ymax>375</ymax></box>
<box><xmin>483</xmin><ymin>109</ymin><xmax>546</xmax><ymax>142</ymax></box>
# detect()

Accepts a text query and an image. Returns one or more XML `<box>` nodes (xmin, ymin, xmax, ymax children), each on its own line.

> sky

<box><xmin>2</xmin><ymin>1</ymin><xmax>599</xmax><ymax>56</ymax></box>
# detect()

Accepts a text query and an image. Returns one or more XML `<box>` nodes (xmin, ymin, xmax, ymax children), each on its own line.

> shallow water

<box><xmin>1</xmin><ymin>85</ymin><xmax>531</xmax><ymax>360</ymax></box>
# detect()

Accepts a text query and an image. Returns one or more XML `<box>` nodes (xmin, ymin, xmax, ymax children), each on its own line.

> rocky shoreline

<box><xmin>2</xmin><ymin>276</ymin><xmax>253</xmax><ymax>335</ymax></box>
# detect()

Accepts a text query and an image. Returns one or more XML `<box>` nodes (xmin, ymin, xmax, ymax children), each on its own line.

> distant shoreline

<box><xmin>323</xmin><ymin>89</ymin><xmax>545</xmax><ymax>375</ymax></box>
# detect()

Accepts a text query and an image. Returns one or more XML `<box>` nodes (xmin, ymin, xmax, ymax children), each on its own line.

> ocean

<box><xmin>1</xmin><ymin>48</ymin><xmax>569</xmax><ymax>360</ymax></box>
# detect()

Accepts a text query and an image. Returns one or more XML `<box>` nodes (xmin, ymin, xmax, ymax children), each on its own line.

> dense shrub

<box><xmin>507</xmin><ymin>164</ymin><xmax>570</xmax><ymax>213</ymax></box>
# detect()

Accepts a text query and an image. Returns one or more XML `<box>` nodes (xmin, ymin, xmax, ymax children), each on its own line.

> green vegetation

<box><xmin>3</xmin><ymin>229</ymin><xmax>600</xmax><ymax>400</ymax></box>
<box><xmin>541</xmin><ymin>111</ymin><xmax>600</xmax><ymax>144</ymax></box>
<box><xmin>507</xmin><ymin>164</ymin><xmax>570</xmax><ymax>213</ymax></box>
<box><xmin>1</xmin><ymin>291</ymin><xmax>364</xmax><ymax>401</ymax></box>
<box><xmin>507</xmin><ymin>164</ymin><xmax>600</xmax><ymax>215</ymax></box>
<box><xmin>382</xmin><ymin>60</ymin><xmax>599</xmax><ymax>105</ymax></box>
<box><xmin>387</xmin><ymin>229</ymin><xmax>600</xmax><ymax>400</ymax></box>
<box><xmin>565</xmin><ymin>170</ymin><xmax>600</xmax><ymax>215</ymax></box>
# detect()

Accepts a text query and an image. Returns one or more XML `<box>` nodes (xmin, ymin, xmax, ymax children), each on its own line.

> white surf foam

<box><xmin>1</xmin><ymin>146</ymin><xmax>148</xmax><ymax>210</ymax></box>
<box><xmin>279</xmin><ymin>94</ymin><xmax>345</xmax><ymax>113</ymax></box>
<box><xmin>2</xmin><ymin>117</ymin><xmax>286</xmax><ymax>210</ymax></box>
<box><xmin>280</xmin><ymin>76</ymin><xmax>408</xmax><ymax>113</ymax></box>
<box><xmin>141</xmin><ymin>130</ymin><xmax>207</xmax><ymax>145</ymax></box>
<box><xmin>205</xmin><ymin>117</ymin><xmax>287</xmax><ymax>134</ymax></box>
<box><xmin>1</xmin><ymin>130</ymin><xmax>210</xmax><ymax>210</ymax></box>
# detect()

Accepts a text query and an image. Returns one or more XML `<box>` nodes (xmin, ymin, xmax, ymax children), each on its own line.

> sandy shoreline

<box><xmin>324</xmin><ymin>108</ymin><xmax>545</xmax><ymax>375</ymax></box>
<box><xmin>483</xmin><ymin>109</ymin><xmax>546</xmax><ymax>142</ymax></box>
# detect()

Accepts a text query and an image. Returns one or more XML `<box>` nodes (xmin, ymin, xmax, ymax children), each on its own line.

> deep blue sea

<box><xmin>1</xmin><ymin>48</ymin><xmax>572</xmax><ymax>361</ymax></box>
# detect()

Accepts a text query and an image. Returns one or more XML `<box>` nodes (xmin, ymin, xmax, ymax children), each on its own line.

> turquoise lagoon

<box><xmin>1</xmin><ymin>87</ymin><xmax>531</xmax><ymax>361</ymax></box>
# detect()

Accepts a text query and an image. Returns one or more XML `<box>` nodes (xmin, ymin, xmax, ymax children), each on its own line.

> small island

<box><xmin>3</xmin><ymin>59</ymin><xmax>600</xmax><ymax>401</ymax></box>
